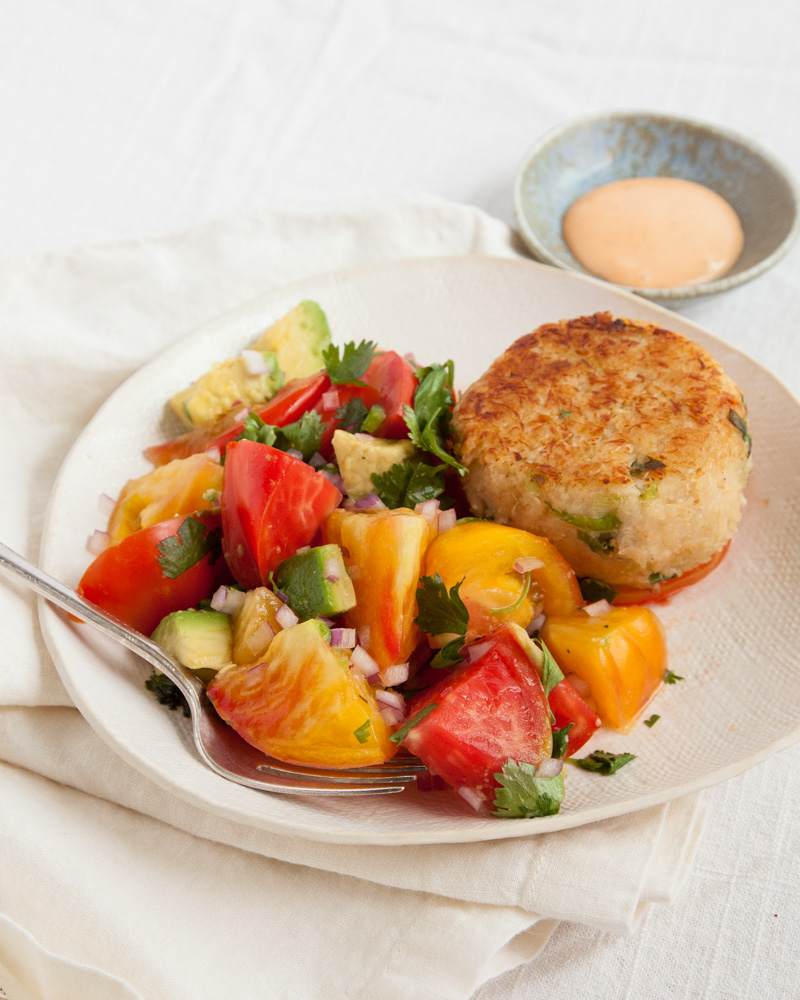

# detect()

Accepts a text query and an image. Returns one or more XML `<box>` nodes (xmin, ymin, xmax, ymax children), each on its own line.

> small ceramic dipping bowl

<box><xmin>514</xmin><ymin>111</ymin><xmax>799</xmax><ymax>301</ymax></box>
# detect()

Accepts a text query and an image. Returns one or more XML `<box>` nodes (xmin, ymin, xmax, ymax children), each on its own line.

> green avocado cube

<box><xmin>273</xmin><ymin>544</ymin><xmax>356</xmax><ymax>621</ymax></box>
<box><xmin>151</xmin><ymin>609</ymin><xmax>233</xmax><ymax>678</ymax></box>
<box><xmin>251</xmin><ymin>300</ymin><xmax>331</xmax><ymax>381</ymax></box>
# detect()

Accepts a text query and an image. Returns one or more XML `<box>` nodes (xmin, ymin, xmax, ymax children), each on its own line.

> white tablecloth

<box><xmin>1</xmin><ymin>2</ymin><xmax>799</xmax><ymax>997</ymax></box>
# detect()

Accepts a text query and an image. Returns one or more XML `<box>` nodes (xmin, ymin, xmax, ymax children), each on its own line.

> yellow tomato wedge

<box><xmin>108</xmin><ymin>453</ymin><xmax>223</xmax><ymax>542</ymax></box>
<box><xmin>424</xmin><ymin>521</ymin><xmax>583</xmax><ymax>642</ymax></box>
<box><xmin>230</xmin><ymin>587</ymin><xmax>285</xmax><ymax>665</ymax></box>
<box><xmin>541</xmin><ymin>605</ymin><xmax>667</xmax><ymax>732</ymax></box>
<box><xmin>323</xmin><ymin>507</ymin><xmax>429</xmax><ymax>671</ymax></box>
<box><xmin>207</xmin><ymin>620</ymin><xmax>396</xmax><ymax>767</ymax></box>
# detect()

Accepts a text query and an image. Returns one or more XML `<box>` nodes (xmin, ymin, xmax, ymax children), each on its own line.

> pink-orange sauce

<box><xmin>562</xmin><ymin>177</ymin><xmax>744</xmax><ymax>289</ymax></box>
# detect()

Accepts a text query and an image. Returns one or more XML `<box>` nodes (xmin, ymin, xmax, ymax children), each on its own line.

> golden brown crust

<box><xmin>453</xmin><ymin>313</ymin><xmax>752</xmax><ymax>587</ymax></box>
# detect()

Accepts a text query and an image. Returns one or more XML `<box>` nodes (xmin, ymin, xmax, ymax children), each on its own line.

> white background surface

<box><xmin>2</xmin><ymin>1</ymin><xmax>800</xmax><ymax>997</ymax></box>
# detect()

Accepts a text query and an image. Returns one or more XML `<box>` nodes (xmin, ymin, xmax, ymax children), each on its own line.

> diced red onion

<box><xmin>583</xmin><ymin>599</ymin><xmax>612</xmax><ymax>617</ymax></box>
<box><xmin>414</xmin><ymin>499</ymin><xmax>440</xmax><ymax>524</ymax></box>
<box><xmin>437</xmin><ymin>509</ymin><xmax>457</xmax><ymax>534</ymax></box>
<box><xmin>309</xmin><ymin>452</ymin><xmax>326</xmax><ymax>469</ymax></box>
<box><xmin>248</xmin><ymin>620</ymin><xmax>275</xmax><ymax>651</ymax></box>
<box><xmin>379</xmin><ymin>707</ymin><xmax>403</xmax><ymax>728</ymax></box>
<box><xmin>565</xmin><ymin>672</ymin><xmax>592</xmax><ymax>699</ymax></box>
<box><xmin>97</xmin><ymin>492</ymin><xmax>116</xmax><ymax>517</ymax></box>
<box><xmin>321</xmin><ymin>389</ymin><xmax>339</xmax><ymax>409</ymax></box>
<box><xmin>275</xmin><ymin>604</ymin><xmax>299</xmax><ymax>629</ymax></box>
<box><xmin>526</xmin><ymin>614</ymin><xmax>546</xmax><ymax>636</ymax></box>
<box><xmin>463</xmin><ymin>640</ymin><xmax>494</xmax><ymax>665</ymax></box>
<box><xmin>403</xmin><ymin>351</ymin><xmax>418</xmax><ymax>366</ymax></box>
<box><xmin>456</xmin><ymin>786</ymin><xmax>485</xmax><ymax>812</ymax></box>
<box><xmin>273</xmin><ymin>589</ymin><xmax>288</xmax><ymax>604</ymax></box>
<box><xmin>380</xmin><ymin>662</ymin><xmax>409</xmax><ymax>687</ymax></box>
<box><xmin>241</xmin><ymin>349</ymin><xmax>269</xmax><ymax>375</ymax></box>
<box><xmin>233</xmin><ymin>407</ymin><xmax>249</xmax><ymax>423</ymax></box>
<box><xmin>321</xmin><ymin>469</ymin><xmax>345</xmax><ymax>492</ymax></box>
<box><xmin>285</xmin><ymin>448</ymin><xmax>304</xmax><ymax>461</ymax></box>
<box><xmin>356</xmin><ymin>624</ymin><xmax>370</xmax><ymax>648</ymax></box>
<box><xmin>330</xmin><ymin>628</ymin><xmax>357</xmax><ymax>649</ymax></box>
<box><xmin>376</xmin><ymin>688</ymin><xmax>405</xmax><ymax>711</ymax></box>
<box><xmin>353</xmin><ymin>493</ymin><xmax>386</xmax><ymax>511</ymax></box>
<box><xmin>350</xmin><ymin>645</ymin><xmax>380</xmax><ymax>683</ymax></box>
<box><xmin>210</xmin><ymin>586</ymin><xmax>246</xmax><ymax>615</ymax></box>
<box><xmin>514</xmin><ymin>556</ymin><xmax>544</xmax><ymax>573</ymax></box>
<box><xmin>87</xmin><ymin>530</ymin><xmax>109</xmax><ymax>556</ymax></box>
<box><xmin>537</xmin><ymin>758</ymin><xmax>564</xmax><ymax>778</ymax></box>
<box><xmin>204</xmin><ymin>446</ymin><xmax>221</xmax><ymax>463</ymax></box>
<box><xmin>318</xmin><ymin>617</ymin><xmax>335</xmax><ymax>626</ymax></box>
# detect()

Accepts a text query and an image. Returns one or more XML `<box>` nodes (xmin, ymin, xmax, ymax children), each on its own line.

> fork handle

<box><xmin>0</xmin><ymin>541</ymin><xmax>204</xmax><ymax>707</ymax></box>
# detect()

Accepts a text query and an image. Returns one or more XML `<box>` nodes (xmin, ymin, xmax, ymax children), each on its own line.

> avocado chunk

<box><xmin>151</xmin><ymin>609</ymin><xmax>233</xmax><ymax>678</ymax></box>
<box><xmin>273</xmin><ymin>544</ymin><xmax>356</xmax><ymax>620</ymax></box>
<box><xmin>251</xmin><ymin>300</ymin><xmax>331</xmax><ymax>381</ymax></box>
<box><xmin>170</xmin><ymin>351</ymin><xmax>283</xmax><ymax>429</ymax></box>
<box><xmin>332</xmin><ymin>429</ymin><xmax>417</xmax><ymax>499</ymax></box>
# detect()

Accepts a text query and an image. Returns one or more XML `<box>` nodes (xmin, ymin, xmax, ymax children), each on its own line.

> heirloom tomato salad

<box><xmin>78</xmin><ymin>301</ymin><xmax>670</xmax><ymax>819</ymax></box>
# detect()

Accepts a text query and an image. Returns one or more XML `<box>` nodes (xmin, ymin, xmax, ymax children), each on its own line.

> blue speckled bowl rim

<box><xmin>514</xmin><ymin>110</ymin><xmax>800</xmax><ymax>301</ymax></box>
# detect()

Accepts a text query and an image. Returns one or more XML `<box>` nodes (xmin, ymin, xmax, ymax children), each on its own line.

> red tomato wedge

<box><xmin>221</xmin><ymin>440</ymin><xmax>342</xmax><ymax>589</ymax></box>
<box><xmin>401</xmin><ymin>625</ymin><xmax>553</xmax><ymax>802</ymax></box>
<box><xmin>144</xmin><ymin>373</ymin><xmax>329</xmax><ymax>466</ymax></box>
<box><xmin>77</xmin><ymin>514</ymin><xmax>221</xmax><ymax>635</ymax></box>
<box><xmin>362</xmin><ymin>351</ymin><xmax>418</xmax><ymax>438</ymax></box>
<box><xmin>548</xmin><ymin>677</ymin><xmax>602</xmax><ymax>756</ymax></box>
<box><xmin>611</xmin><ymin>543</ymin><xmax>730</xmax><ymax>605</ymax></box>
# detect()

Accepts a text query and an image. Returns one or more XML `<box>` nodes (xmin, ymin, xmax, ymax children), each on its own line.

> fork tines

<box><xmin>256</xmin><ymin>755</ymin><xmax>427</xmax><ymax>787</ymax></box>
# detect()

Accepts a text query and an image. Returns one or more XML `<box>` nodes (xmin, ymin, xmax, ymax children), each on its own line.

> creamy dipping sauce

<box><xmin>562</xmin><ymin>177</ymin><xmax>744</xmax><ymax>289</ymax></box>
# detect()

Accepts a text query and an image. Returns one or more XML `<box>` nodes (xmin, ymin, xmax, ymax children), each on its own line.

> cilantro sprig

<box><xmin>371</xmin><ymin>460</ymin><xmax>447</xmax><ymax>509</ymax></box>
<box><xmin>551</xmin><ymin>723</ymin><xmax>574</xmax><ymax>760</ymax></box>
<box><xmin>335</xmin><ymin>397</ymin><xmax>369</xmax><ymax>433</ymax></box>
<box><xmin>403</xmin><ymin>362</ymin><xmax>467</xmax><ymax>475</ymax></box>
<box><xmin>353</xmin><ymin>719</ymin><xmax>372</xmax><ymax>744</ymax></box>
<box><xmin>567</xmin><ymin>750</ymin><xmax>636</xmax><ymax>775</ymax></box>
<box><xmin>323</xmin><ymin>340</ymin><xmax>377</xmax><ymax>386</ymax></box>
<box><xmin>156</xmin><ymin>518</ymin><xmax>222</xmax><ymax>579</ymax></box>
<box><xmin>145</xmin><ymin>672</ymin><xmax>190</xmax><ymax>717</ymax></box>
<box><xmin>233</xmin><ymin>409</ymin><xmax>327</xmax><ymax>462</ymax></box>
<box><xmin>414</xmin><ymin>574</ymin><xmax>469</xmax><ymax>665</ymax></box>
<box><xmin>389</xmin><ymin>703</ymin><xmax>439</xmax><ymax>744</ymax></box>
<box><xmin>664</xmin><ymin>670</ymin><xmax>684</xmax><ymax>684</ymax></box>
<box><xmin>492</xmin><ymin>759</ymin><xmax>565</xmax><ymax>818</ymax></box>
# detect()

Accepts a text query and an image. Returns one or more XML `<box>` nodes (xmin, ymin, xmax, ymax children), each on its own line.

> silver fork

<box><xmin>0</xmin><ymin>543</ymin><xmax>427</xmax><ymax>796</ymax></box>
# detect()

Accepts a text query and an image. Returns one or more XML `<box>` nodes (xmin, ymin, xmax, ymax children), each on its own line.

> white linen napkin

<box><xmin>0</xmin><ymin>193</ymin><xmax>705</xmax><ymax>999</ymax></box>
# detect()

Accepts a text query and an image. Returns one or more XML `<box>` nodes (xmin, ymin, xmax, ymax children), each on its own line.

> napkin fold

<box><xmin>0</xmin><ymin>193</ymin><xmax>705</xmax><ymax>999</ymax></box>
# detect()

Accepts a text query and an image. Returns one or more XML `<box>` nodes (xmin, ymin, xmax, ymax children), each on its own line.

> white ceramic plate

<box><xmin>39</xmin><ymin>255</ymin><xmax>800</xmax><ymax>845</ymax></box>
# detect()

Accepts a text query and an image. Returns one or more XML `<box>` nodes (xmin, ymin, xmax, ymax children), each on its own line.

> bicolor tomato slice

<box><xmin>221</xmin><ymin>440</ymin><xmax>342</xmax><ymax>589</ymax></box>
<box><xmin>362</xmin><ymin>351</ymin><xmax>418</xmax><ymax>438</ymax></box>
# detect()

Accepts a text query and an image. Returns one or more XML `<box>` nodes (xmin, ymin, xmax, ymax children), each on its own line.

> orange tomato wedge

<box><xmin>541</xmin><ymin>605</ymin><xmax>667</xmax><ymax>732</ymax></box>
<box><xmin>323</xmin><ymin>507</ymin><xmax>430</xmax><ymax>671</ymax></box>
<box><xmin>108</xmin><ymin>453</ymin><xmax>223</xmax><ymax>542</ymax></box>
<box><xmin>424</xmin><ymin>521</ymin><xmax>583</xmax><ymax>642</ymax></box>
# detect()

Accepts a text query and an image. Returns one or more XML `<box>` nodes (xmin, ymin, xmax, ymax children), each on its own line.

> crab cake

<box><xmin>453</xmin><ymin>313</ymin><xmax>752</xmax><ymax>591</ymax></box>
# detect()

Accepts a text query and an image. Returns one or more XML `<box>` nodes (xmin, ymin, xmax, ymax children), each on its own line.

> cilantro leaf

<box><xmin>389</xmin><ymin>702</ymin><xmax>439</xmax><ymax>744</ymax></box>
<box><xmin>533</xmin><ymin>637</ymin><xmax>564</xmax><ymax>700</ymax></box>
<box><xmin>335</xmin><ymin>397</ymin><xmax>369</xmax><ymax>433</ymax></box>
<box><xmin>371</xmin><ymin>461</ymin><xmax>446</xmax><ymax>509</ymax></box>
<box><xmin>156</xmin><ymin>518</ymin><xmax>221</xmax><ymax>579</ymax></box>
<box><xmin>323</xmin><ymin>340</ymin><xmax>377</xmax><ymax>386</ymax></box>
<box><xmin>403</xmin><ymin>362</ymin><xmax>467</xmax><ymax>475</ymax></box>
<box><xmin>353</xmin><ymin>719</ymin><xmax>372</xmax><ymax>744</ymax></box>
<box><xmin>567</xmin><ymin>750</ymin><xmax>636</xmax><ymax>775</ymax></box>
<box><xmin>492</xmin><ymin>759</ymin><xmax>565</xmax><ymax>818</ymax></box>
<box><xmin>551</xmin><ymin>723</ymin><xmax>574</xmax><ymax>759</ymax></box>
<box><xmin>664</xmin><ymin>670</ymin><xmax>684</xmax><ymax>684</ymax></box>
<box><xmin>630</xmin><ymin>456</ymin><xmax>666</xmax><ymax>477</ymax></box>
<box><xmin>579</xmin><ymin>577</ymin><xmax>618</xmax><ymax>604</ymax></box>
<box><xmin>280</xmin><ymin>410</ymin><xmax>326</xmax><ymax>460</ymax></box>
<box><xmin>238</xmin><ymin>411</ymin><xmax>278</xmax><ymax>447</ymax></box>
<box><xmin>145</xmin><ymin>672</ymin><xmax>190</xmax><ymax>717</ymax></box>
<box><xmin>415</xmin><ymin>574</ymin><xmax>469</xmax><ymax>644</ymax></box>
<box><xmin>644</xmin><ymin>714</ymin><xmax>660</xmax><ymax>728</ymax></box>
